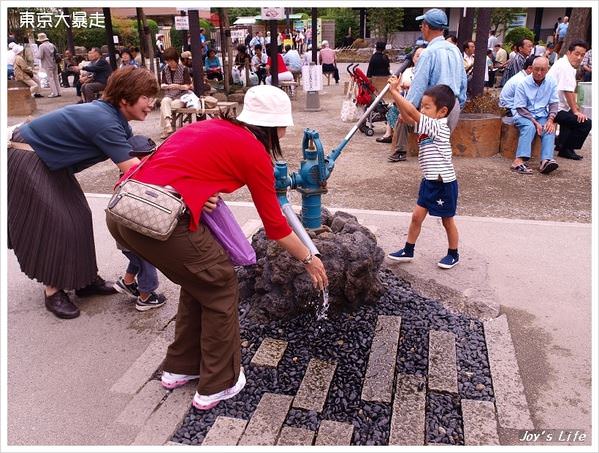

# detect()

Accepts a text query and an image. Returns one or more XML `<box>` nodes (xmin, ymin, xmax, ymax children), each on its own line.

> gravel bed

<box><xmin>171</xmin><ymin>268</ymin><xmax>494</xmax><ymax>446</ymax></box>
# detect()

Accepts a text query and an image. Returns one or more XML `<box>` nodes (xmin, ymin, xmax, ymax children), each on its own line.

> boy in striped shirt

<box><xmin>386</xmin><ymin>82</ymin><xmax>460</xmax><ymax>269</ymax></box>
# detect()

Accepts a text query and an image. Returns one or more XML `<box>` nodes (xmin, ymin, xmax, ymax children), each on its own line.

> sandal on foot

<box><xmin>539</xmin><ymin>159</ymin><xmax>559</xmax><ymax>174</ymax></box>
<box><xmin>510</xmin><ymin>163</ymin><xmax>533</xmax><ymax>174</ymax></box>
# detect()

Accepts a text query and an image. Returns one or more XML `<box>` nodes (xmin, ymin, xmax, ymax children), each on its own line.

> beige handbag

<box><xmin>106</xmin><ymin>149</ymin><xmax>186</xmax><ymax>241</ymax></box>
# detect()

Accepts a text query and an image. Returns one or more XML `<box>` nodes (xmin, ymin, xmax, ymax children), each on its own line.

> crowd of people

<box><xmin>364</xmin><ymin>11</ymin><xmax>592</xmax><ymax>178</ymax></box>
<box><xmin>5</xmin><ymin>8</ymin><xmax>593</xmax><ymax>414</ymax></box>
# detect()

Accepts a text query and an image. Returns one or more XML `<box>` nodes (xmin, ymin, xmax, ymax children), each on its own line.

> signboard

<box><xmin>174</xmin><ymin>16</ymin><xmax>189</xmax><ymax>31</ymax></box>
<box><xmin>293</xmin><ymin>20</ymin><xmax>305</xmax><ymax>31</ymax></box>
<box><xmin>113</xmin><ymin>35</ymin><xmax>119</xmax><ymax>44</ymax></box>
<box><xmin>302</xmin><ymin>64</ymin><xmax>323</xmax><ymax>92</ymax></box>
<box><xmin>231</xmin><ymin>29</ymin><xmax>246</xmax><ymax>41</ymax></box>
<box><xmin>261</xmin><ymin>7</ymin><xmax>285</xmax><ymax>20</ymax></box>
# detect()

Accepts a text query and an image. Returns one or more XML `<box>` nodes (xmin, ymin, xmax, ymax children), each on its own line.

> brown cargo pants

<box><xmin>107</xmin><ymin>213</ymin><xmax>241</xmax><ymax>395</ymax></box>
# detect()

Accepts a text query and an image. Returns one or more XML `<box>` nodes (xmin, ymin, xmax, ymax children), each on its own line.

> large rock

<box><xmin>237</xmin><ymin>209</ymin><xmax>385</xmax><ymax>322</ymax></box>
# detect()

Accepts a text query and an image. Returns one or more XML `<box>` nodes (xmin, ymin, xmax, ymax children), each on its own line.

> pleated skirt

<box><xmin>7</xmin><ymin>133</ymin><xmax>98</xmax><ymax>290</ymax></box>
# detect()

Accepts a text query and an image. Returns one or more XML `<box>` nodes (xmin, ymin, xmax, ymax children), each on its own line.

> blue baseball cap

<box><xmin>416</xmin><ymin>8</ymin><xmax>449</xmax><ymax>29</ymax></box>
<box><xmin>127</xmin><ymin>135</ymin><xmax>156</xmax><ymax>157</ymax></box>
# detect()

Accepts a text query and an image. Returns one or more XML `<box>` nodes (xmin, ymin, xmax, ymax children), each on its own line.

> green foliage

<box><xmin>490</xmin><ymin>8</ymin><xmax>526</xmax><ymax>34</ymax></box>
<box><xmin>504</xmin><ymin>26</ymin><xmax>535</xmax><ymax>49</ymax></box>
<box><xmin>321</xmin><ymin>8</ymin><xmax>358</xmax><ymax>47</ymax></box>
<box><xmin>366</xmin><ymin>8</ymin><xmax>404</xmax><ymax>42</ymax></box>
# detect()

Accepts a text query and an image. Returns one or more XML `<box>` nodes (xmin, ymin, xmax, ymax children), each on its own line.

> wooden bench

<box><xmin>279</xmin><ymin>81</ymin><xmax>298</xmax><ymax>99</ymax></box>
<box><xmin>170</xmin><ymin>101</ymin><xmax>239</xmax><ymax>131</ymax></box>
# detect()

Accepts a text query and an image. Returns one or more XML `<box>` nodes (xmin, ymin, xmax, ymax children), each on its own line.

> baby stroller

<box><xmin>347</xmin><ymin>64</ymin><xmax>390</xmax><ymax>136</ymax></box>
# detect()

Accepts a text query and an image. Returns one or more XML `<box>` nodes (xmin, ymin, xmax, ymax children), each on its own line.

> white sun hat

<box><xmin>237</xmin><ymin>85</ymin><xmax>294</xmax><ymax>127</ymax></box>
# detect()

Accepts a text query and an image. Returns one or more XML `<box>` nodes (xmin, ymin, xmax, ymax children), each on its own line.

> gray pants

<box><xmin>82</xmin><ymin>82</ymin><xmax>106</xmax><ymax>102</ymax></box>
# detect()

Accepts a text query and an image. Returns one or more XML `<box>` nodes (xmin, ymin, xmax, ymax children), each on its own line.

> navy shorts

<box><xmin>417</xmin><ymin>179</ymin><xmax>458</xmax><ymax>217</ymax></box>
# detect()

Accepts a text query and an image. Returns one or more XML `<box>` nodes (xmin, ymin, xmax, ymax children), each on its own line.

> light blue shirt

<box><xmin>513</xmin><ymin>74</ymin><xmax>559</xmax><ymax>119</ymax></box>
<box><xmin>557</xmin><ymin>22</ymin><xmax>569</xmax><ymax>39</ymax></box>
<box><xmin>406</xmin><ymin>36</ymin><xmax>468</xmax><ymax>108</ymax></box>
<box><xmin>499</xmin><ymin>70</ymin><xmax>527</xmax><ymax>113</ymax></box>
<box><xmin>283</xmin><ymin>49</ymin><xmax>302</xmax><ymax>72</ymax></box>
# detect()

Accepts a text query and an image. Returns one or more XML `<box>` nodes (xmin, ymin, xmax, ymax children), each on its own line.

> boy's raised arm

<box><xmin>388</xmin><ymin>75</ymin><xmax>420</xmax><ymax>125</ymax></box>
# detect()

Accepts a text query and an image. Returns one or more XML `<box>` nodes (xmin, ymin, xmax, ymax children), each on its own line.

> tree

<box><xmin>560</xmin><ymin>8</ymin><xmax>591</xmax><ymax>57</ymax></box>
<box><xmin>490</xmin><ymin>8</ymin><xmax>526</xmax><ymax>35</ymax></box>
<box><xmin>321</xmin><ymin>8</ymin><xmax>358</xmax><ymax>47</ymax></box>
<box><xmin>470</xmin><ymin>8</ymin><xmax>493</xmax><ymax>98</ymax></box>
<box><xmin>503</xmin><ymin>26</ymin><xmax>534</xmax><ymax>49</ymax></box>
<box><xmin>366</xmin><ymin>8</ymin><xmax>404</xmax><ymax>43</ymax></box>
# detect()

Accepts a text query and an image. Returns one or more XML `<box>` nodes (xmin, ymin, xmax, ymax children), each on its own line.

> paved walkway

<box><xmin>5</xmin><ymin>195</ymin><xmax>592</xmax><ymax>446</ymax></box>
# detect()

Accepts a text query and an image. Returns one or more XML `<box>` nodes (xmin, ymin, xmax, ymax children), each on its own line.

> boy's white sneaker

<box><xmin>192</xmin><ymin>369</ymin><xmax>246</xmax><ymax>410</ymax></box>
<box><xmin>161</xmin><ymin>371</ymin><xmax>200</xmax><ymax>389</ymax></box>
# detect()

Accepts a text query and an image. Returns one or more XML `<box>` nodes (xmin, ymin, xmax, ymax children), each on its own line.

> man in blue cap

<box><xmin>389</xmin><ymin>8</ymin><xmax>467</xmax><ymax>162</ymax></box>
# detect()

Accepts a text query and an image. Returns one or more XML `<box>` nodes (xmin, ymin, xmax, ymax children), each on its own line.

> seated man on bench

<box><xmin>81</xmin><ymin>48</ymin><xmax>111</xmax><ymax>103</ymax></box>
<box><xmin>510</xmin><ymin>56</ymin><xmax>559</xmax><ymax>175</ymax></box>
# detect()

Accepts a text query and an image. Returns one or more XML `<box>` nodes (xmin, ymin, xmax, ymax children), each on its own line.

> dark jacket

<box><xmin>367</xmin><ymin>51</ymin><xmax>390</xmax><ymax>77</ymax></box>
<box><xmin>84</xmin><ymin>58</ymin><xmax>112</xmax><ymax>85</ymax></box>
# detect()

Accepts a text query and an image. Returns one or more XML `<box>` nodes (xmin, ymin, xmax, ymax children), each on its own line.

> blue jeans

<box><xmin>122</xmin><ymin>250</ymin><xmax>159</xmax><ymax>293</ymax></box>
<box><xmin>514</xmin><ymin>115</ymin><xmax>555</xmax><ymax>161</ymax></box>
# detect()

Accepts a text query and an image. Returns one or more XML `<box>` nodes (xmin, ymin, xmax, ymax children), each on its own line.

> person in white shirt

<box><xmin>547</xmin><ymin>40</ymin><xmax>592</xmax><ymax>160</ymax></box>
<box><xmin>487</xmin><ymin>30</ymin><xmax>498</xmax><ymax>50</ymax></box>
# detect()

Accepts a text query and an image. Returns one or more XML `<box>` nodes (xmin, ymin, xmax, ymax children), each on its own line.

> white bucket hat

<box><xmin>237</xmin><ymin>85</ymin><xmax>294</xmax><ymax>127</ymax></box>
<box><xmin>36</xmin><ymin>32</ymin><xmax>49</xmax><ymax>42</ymax></box>
<box><xmin>12</xmin><ymin>44</ymin><xmax>24</xmax><ymax>54</ymax></box>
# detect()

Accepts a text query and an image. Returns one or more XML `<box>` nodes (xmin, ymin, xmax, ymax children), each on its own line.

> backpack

<box><xmin>53</xmin><ymin>46</ymin><xmax>62</xmax><ymax>64</ymax></box>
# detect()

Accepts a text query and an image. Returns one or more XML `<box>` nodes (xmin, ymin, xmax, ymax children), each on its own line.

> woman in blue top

<box><xmin>7</xmin><ymin>66</ymin><xmax>159</xmax><ymax>320</ymax></box>
<box><xmin>204</xmin><ymin>48</ymin><xmax>223</xmax><ymax>81</ymax></box>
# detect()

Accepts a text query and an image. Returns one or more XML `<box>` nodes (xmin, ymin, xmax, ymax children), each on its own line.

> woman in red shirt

<box><xmin>107</xmin><ymin>85</ymin><xmax>328</xmax><ymax>410</ymax></box>
<box><xmin>265</xmin><ymin>44</ymin><xmax>294</xmax><ymax>85</ymax></box>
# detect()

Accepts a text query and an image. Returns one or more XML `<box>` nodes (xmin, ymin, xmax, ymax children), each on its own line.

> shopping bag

<box><xmin>201</xmin><ymin>198</ymin><xmax>256</xmax><ymax>266</ymax></box>
<box><xmin>340</xmin><ymin>80</ymin><xmax>363</xmax><ymax>122</ymax></box>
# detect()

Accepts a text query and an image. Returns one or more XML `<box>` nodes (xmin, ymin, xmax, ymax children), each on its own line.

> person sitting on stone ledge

<box><xmin>13</xmin><ymin>44</ymin><xmax>43</xmax><ymax>98</ymax></box>
<box><xmin>510</xmin><ymin>56</ymin><xmax>559</xmax><ymax>175</ymax></box>
<box><xmin>499</xmin><ymin>54</ymin><xmax>537</xmax><ymax>120</ymax></box>
<box><xmin>547</xmin><ymin>40</ymin><xmax>592</xmax><ymax>161</ymax></box>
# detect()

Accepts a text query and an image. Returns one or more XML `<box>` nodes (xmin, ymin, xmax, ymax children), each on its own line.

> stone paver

<box><xmin>111</xmin><ymin>321</ymin><xmax>175</xmax><ymax>395</ymax></box>
<box><xmin>484</xmin><ymin>315</ymin><xmax>534</xmax><ymax>430</ymax></box>
<box><xmin>428</xmin><ymin>330</ymin><xmax>458</xmax><ymax>394</ymax></box>
<box><xmin>202</xmin><ymin>416</ymin><xmax>248</xmax><ymax>446</ymax></box>
<box><xmin>389</xmin><ymin>373</ymin><xmax>426</xmax><ymax>445</ymax></box>
<box><xmin>315</xmin><ymin>420</ymin><xmax>354</xmax><ymax>445</ymax></box>
<box><xmin>361</xmin><ymin>315</ymin><xmax>402</xmax><ymax>402</ymax></box>
<box><xmin>276</xmin><ymin>426</ymin><xmax>315</xmax><ymax>446</ymax></box>
<box><xmin>250</xmin><ymin>338</ymin><xmax>288</xmax><ymax>368</ymax></box>
<box><xmin>292</xmin><ymin>359</ymin><xmax>337</xmax><ymax>412</ymax></box>
<box><xmin>115</xmin><ymin>380</ymin><xmax>167</xmax><ymax>428</ymax></box>
<box><xmin>238</xmin><ymin>393</ymin><xmax>293</xmax><ymax>446</ymax></box>
<box><xmin>131</xmin><ymin>382</ymin><xmax>195</xmax><ymax>446</ymax></box>
<box><xmin>242</xmin><ymin>219</ymin><xmax>263</xmax><ymax>238</ymax></box>
<box><xmin>461</xmin><ymin>399</ymin><xmax>500</xmax><ymax>445</ymax></box>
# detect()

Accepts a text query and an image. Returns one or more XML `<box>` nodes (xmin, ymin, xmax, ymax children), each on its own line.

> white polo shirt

<box><xmin>547</xmin><ymin>55</ymin><xmax>577</xmax><ymax>112</ymax></box>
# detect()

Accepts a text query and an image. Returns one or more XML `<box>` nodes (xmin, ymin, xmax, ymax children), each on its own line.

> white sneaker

<box><xmin>161</xmin><ymin>371</ymin><xmax>200</xmax><ymax>389</ymax></box>
<box><xmin>192</xmin><ymin>369</ymin><xmax>246</xmax><ymax>410</ymax></box>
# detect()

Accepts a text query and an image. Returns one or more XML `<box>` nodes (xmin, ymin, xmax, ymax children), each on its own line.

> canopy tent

<box><xmin>233</xmin><ymin>13</ymin><xmax>304</xmax><ymax>26</ymax></box>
